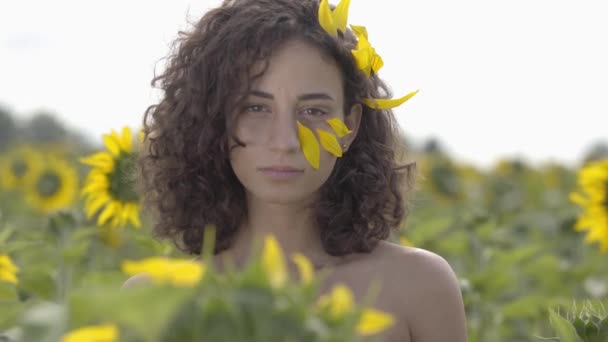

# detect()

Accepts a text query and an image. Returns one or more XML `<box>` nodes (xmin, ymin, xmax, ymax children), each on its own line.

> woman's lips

<box><xmin>259</xmin><ymin>167</ymin><xmax>304</xmax><ymax>180</ymax></box>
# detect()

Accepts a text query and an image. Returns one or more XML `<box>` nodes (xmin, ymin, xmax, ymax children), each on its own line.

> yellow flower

<box><xmin>570</xmin><ymin>159</ymin><xmax>608</xmax><ymax>252</ymax></box>
<box><xmin>0</xmin><ymin>146</ymin><xmax>43</xmax><ymax>191</ymax></box>
<box><xmin>317</xmin><ymin>0</ymin><xmax>351</xmax><ymax>37</ymax></box>
<box><xmin>317</xmin><ymin>284</ymin><xmax>355</xmax><ymax>318</ymax></box>
<box><xmin>121</xmin><ymin>257</ymin><xmax>205</xmax><ymax>287</ymax></box>
<box><xmin>261</xmin><ymin>235</ymin><xmax>288</xmax><ymax>289</ymax></box>
<box><xmin>356</xmin><ymin>308</ymin><xmax>395</xmax><ymax>336</ymax></box>
<box><xmin>80</xmin><ymin>127</ymin><xmax>141</xmax><ymax>230</ymax></box>
<box><xmin>61</xmin><ymin>323</ymin><xmax>118</xmax><ymax>342</ymax></box>
<box><xmin>23</xmin><ymin>155</ymin><xmax>79</xmax><ymax>214</ymax></box>
<box><xmin>291</xmin><ymin>253</ymin><xmax>314</xmax><ymax>285</ymax></box>
<box><xmin>0</xmin><ymin>254</ymin><xmax>19</xmax><ymax>285</ymax></box>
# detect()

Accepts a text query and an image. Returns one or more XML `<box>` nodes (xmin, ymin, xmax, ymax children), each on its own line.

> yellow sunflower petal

<box><xmin>291</xmin><ymin>253</ymin><xmax>314</xmax><ymax>285</ymax></box>
<box><xmin>129</xmin><ymin>204</ymin><xmax>142</xmax><ymax>228</ymax></box>
<box><xmin>350</xmin><ymin>25</ymin><xmax>368</xmax><ymax>39</ymax></box>
<box><xmin>370</xmin><ymin>54</ymin><xmax>384</xmax><ymax>74</ymax></box>
<box><xmin>332</xmin><ymin>0</ymin><xmax>351</xmax><ymax>33</ymax></box>
<box><xmin>262</xmin><ymin>235</ymin><xmax>287</xmax><ymax>289</ymax></box>
<box><xmin>80</xmin><ymin>152</ymin><xmax>115</xmax><ymax>173</ymax></box>
<box><xmin>318</xmin><ymin>0</ymin><xmax>337</xmax><ymax>37</ymax></box>
<box><xmin>61</xmin><ymin>323</ymin><xmax>118</xmax><ymax>342</ymax></box>
<box><xmin>363</xmin><ymin>90</ymin><xmax>419</xmax><ymax>110</ymax></box>
<box><xmin>297</xmin><ymin>121</ymin><xmax>320</xmax><ymax>170</ymax></box>
<box><xmin>120</xmin><ymin>127</ymin><xmax>133</xmax><ymax>153</ymax></box>
<box><xmin>330</xmin><ymin>284</ymin><xmax>355</xmax><ymax>317</ymax></box>
<box><xmin>81</xmin><ymin>181</ymin><xmax>109</xmax><ymax>197</ymax></box>
<box><xmin>0</xmin><ymin>255</ymin><xmax>19</xmax><ymax>274</ymax></box>
<box><xmin>351</xmin><ymin>49</ymin><xmax>372</xmax><ymax>76</ymax></box>
<box><xmin>98</xmin><ymin>201</ymin><xmax>118</xmax><ymax>226</ymax></box>
<box><xmin>317</xmin><ymin>129</ymin><xmax>343</xmax><ymax>157</ymax></box>
<box><xmin>326</xmin><ymin>118</ymin><xmax>353</xmax><ymax>138</ymax></box>
<box><xmin>356</xmin><ymin>309</ymin><xmax>395</xmax><ymax>336</ymax></box>
<box><xmin>0</xmin><ymin>270</ymin><xmax>18</xmax><ymax>285</ymax></box>
<box><xmin>85</xmin><ymin>193</ymin><xmax>111</xmax><ymax>219</ymax></box>
<box><xmin>103</xmin><ymin>134</ymin><xmax>121</xmax><ymax>157</ymax></box>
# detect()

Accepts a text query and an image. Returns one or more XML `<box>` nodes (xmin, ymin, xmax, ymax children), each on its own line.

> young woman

<box><xmin>128</xmin><ymin>0</ymin><xmax>468</xmax><ymax>340</ymax></box>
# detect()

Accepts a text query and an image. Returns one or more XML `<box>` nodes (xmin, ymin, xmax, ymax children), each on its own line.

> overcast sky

<box><xmin>1</xmin><ymin>0</ymin><xmax>606</xmax><ymax>169</ymax></box>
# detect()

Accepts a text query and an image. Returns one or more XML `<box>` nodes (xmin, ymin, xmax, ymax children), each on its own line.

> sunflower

<box><xmin>0</xmin><ymin>146</ymin><xmax>43</xmax><ymax>192</ymax></box>
<box><xmin>23</xmin><ymin>155</ymin><xmax>79</xmax><ymax>214</ymax></box>
<box><xmin>80</xmin><ymin>127</ymin><xmax>141</xmax><ymax>229</ymax></box>
<box><xmin>569</xmin><ymin>159</ymin><xmax>608</xmax><ymax>253</ymax></box>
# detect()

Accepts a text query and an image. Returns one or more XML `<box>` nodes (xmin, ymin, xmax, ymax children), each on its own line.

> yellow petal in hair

<box><xmin>318</xmin><ymin>0</ymin><xmax>337</xmax><ymax>37</ymax></box>
<box><xmin>332</xmin><ymin>0</ymin><xmax>351</xmax><ymax>33</ymax></box>
<box><xmin>351</xmin><ymin>32</ymin><xmax>384</xmax><ymax>76</ymax></box>
<box><xmin>326</xmin><ymin>117</ymin><xmax>352</xmax><ymax>138</ymax></box>
<box><xmin>317</xmin><ymin>129</ymin><xmax>343</xmax><ymax>157</ymax></box>
<box><xmin>363</xmin><ymin>90</ymin><xmax>419</xmax><ymax>110</ymax></box>
<box><xmin>297</xmin><ymin>121</ymin><xmax>320</xmax><ymax>170</ymax></box>
<box><xmin>350</xmin><ymin>25</ymin><xmax>368</xmax><ymax>39</ymax></box>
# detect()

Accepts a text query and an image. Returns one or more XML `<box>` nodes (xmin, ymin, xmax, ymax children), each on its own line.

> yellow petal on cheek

<box><xmin>332</xmin><ymin>0</ymin><xmax>351</xmax><ymax>33</ymax></box>
<box><xmin>363</xmin><ymin>90</ymin><xmax>419</xmax><ymax>110</ymax></box>
<box><xmin>326</xmin><ymin>118</ymin><xmax>353</xmax><ymax>138</ymax></box>
<box><xmin>297</xmin><ymin>121</ymin><xmax>320</xmax><ymax>170</ymax></box>
<box><xmin>318</xmin><ymin>0</ymin><xmax>337</xmax><ymax>37</ymax></box>
<box><xmin>317</xmin><ymin>129</ymin><xmax>343</xmax><ymax>157</ymax></box>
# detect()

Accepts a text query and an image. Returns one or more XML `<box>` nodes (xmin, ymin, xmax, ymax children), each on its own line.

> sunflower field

<box><xmin>0</xmin><ymin>113</ymin><xmax>607</xmax><ymax>341</ymax></box>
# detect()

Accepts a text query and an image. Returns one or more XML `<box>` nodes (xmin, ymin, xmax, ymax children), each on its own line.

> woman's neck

<box><xmin>218</xmin><ymin>195</ymin><xmax>343</xmax><ymax>271</ymax></box>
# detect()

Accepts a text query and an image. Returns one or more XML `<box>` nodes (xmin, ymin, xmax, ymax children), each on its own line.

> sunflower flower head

<box><xmin>0</xmin><ymin>254</ymin><xmax>19</xmax><ymax>285</ymax></box>
<box><xmin>80</xmin><ymin>127</ymin><xmax>141</xmax><ymax>231</ymax></box>
<box><xmin>0</xmin><ymin>146</ymin><xmax>43</xmax><ymax>192</ymax></box>
<box><xmin>23</xmin><ymin>155</ymin><xmax>79</xmax><ymax>214</ymax></box>
<box><xmin>570</xmin><ymin>159</ymin><xmax>608</xmax><ymax>253</ymax></box>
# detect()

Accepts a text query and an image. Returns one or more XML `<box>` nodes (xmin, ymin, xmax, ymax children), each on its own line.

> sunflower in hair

<box><xmin>80</xmin><ymin>127</ymin><xmax>141</xmax><ymax>229</ymax></box>
<box><xmin>23</xmin><ymin>155</ymin><xmax>79</xmax><ymax>214</ymax></box>
<box><xmin>0</xmin><ymin>146</ymin><xmax>43</xmax><ymax>192</ymax></box>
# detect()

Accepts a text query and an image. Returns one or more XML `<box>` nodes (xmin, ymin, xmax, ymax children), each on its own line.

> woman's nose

<box><xmin>267</xmin><ymin>111</ymin><xmax>300</xmax><ymax>153</ymax></box>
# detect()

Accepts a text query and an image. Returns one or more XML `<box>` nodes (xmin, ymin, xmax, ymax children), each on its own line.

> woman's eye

<box><xmin>301</xmin><ymin>108</ymin><xmax>328</xmax><ymax>117</ymax></box>
<box><xmin>244</xmin><ymin>105</ymin><xmax>267</xmax><ymax>112</ymax></box>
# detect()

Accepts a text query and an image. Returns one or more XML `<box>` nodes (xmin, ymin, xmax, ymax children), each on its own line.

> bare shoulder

<box><xmin>120</xmin><ymin>273</ymin><xmax>152</xmax><ymax>290</ymax></box>
<box><xmin>367</xmin><ymin>241</ymin><xmax>468</xmax><ymax>342</ymax></box>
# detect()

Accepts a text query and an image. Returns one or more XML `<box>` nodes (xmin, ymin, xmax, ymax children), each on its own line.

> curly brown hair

<box><xmin>138</xmin><ymin>0</ymin><xmax>417</xmax><ymax>256</ymax></box>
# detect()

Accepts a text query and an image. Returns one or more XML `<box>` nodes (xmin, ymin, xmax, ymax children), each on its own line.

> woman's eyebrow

<box><xmin>248</xmin><ymin>90</ymin><xmax>334</xmax><ymax>101</ymax></box>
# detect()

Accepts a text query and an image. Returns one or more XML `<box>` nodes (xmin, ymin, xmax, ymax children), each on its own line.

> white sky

<box><xmin>1</xmin><ymin>0</ymin><xmax>606</xmax><ymax>169</ymax></box>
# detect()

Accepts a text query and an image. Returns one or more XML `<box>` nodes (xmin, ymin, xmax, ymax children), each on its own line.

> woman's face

<box><xmin>229</xmin><ymin>39</ymin><xmax>361</xmax><ymax>205</ymax></box>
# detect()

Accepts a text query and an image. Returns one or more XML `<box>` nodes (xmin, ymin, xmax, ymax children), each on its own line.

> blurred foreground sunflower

<box><xmin>24</xmin><ymin>155</ymin><xmax>79</xmax><ymax>214</ymax></box>
<box><xmin>0</xmin><ymin>146</ymin><xmax>42</xmax><ymax>192</ymax></box>
<box><xmin>80</xmin><ymin>127</ymin><xmax>141</xmax><ymax>229</ymax></box>
<box><xmin>569</xmin><ymin>159</ymin><xmax>608</xmax><ymax>253</ymax></box>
